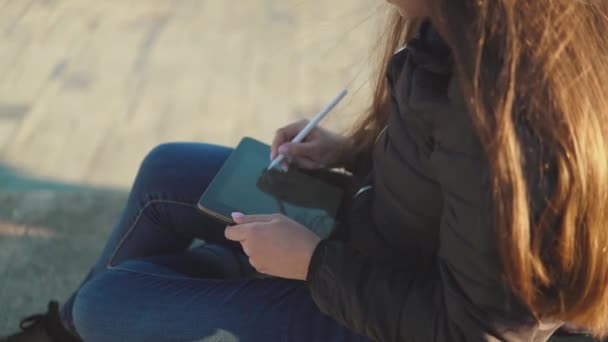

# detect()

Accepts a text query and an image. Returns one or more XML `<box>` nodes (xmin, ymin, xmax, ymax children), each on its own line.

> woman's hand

<box><xmin>224</xmin><ymin>212</ymin><xmax>321</xmax><ymax>280</ymax></box>
<box><xmin>271</xmin><ymin>120</ymin><xmax>353</xmax><ymax>170</ymax></box>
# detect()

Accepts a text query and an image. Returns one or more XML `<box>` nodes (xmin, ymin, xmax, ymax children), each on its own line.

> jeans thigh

<box><xmin>72</xmin><ymin>259</ymin><xmax>371</xmax><ymax>342</ymax></box>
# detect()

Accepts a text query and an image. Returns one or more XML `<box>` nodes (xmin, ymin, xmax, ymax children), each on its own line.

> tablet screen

<box><xmin>198</xmin><ymin>137</ymin><xmax>344</xmax><ymax>239</ymax></box>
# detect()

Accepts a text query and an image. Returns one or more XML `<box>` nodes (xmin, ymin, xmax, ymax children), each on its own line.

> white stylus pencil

<box><xmin>268</xmin><ymin>88</ymin><xmax>348</xmax><ymax>171</ymax></box>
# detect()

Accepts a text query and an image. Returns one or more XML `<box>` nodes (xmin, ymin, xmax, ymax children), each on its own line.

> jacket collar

<box><xmin>406</xmin><ymin>20</ymin><xmax>453</xmax><ymax>75</ymax></box>
<box><xmin>390</xmin><ymin>20</ymin><xmax>452</xmax><ymax>76</ymax></box>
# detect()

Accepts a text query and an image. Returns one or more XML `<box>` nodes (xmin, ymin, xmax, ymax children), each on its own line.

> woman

<box><xmin>5</xmin><ymin>0</ymin><xmax>608</xmax><ymax>341</ymax></box>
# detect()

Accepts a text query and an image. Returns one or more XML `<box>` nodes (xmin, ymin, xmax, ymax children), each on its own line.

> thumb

<box><xmin>231</xmin><ymin>212</ymin><xmax>275</xmax><ymax>224</ymax></box>
<box><xmin>224</xmin><ymin>224</ymin><xmax>250</xmax><ymax>242</ymax></box>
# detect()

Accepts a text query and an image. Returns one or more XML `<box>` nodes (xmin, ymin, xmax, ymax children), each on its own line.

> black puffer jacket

<box><xmin>306</xmin><ymin>22</ymin><xmax>561</xmax><ymax>341</ymax></box>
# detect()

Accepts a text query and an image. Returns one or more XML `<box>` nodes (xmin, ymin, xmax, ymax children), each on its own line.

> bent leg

<box><xmin>73</xmin><ymin>255</ymin><xmax>371</xmax><ymax>342</ymax></box>
<box><xmin>95</xmin><ymin>142</ymin><xmax>238</xmax><ymax>268</ymax></box>
<box><xmin>62</xmin><ymin>143</ymin><xmax>238</xmax><ymax>331</ymax></box>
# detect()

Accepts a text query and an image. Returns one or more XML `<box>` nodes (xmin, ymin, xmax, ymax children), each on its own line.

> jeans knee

<box><xmin>71</xmin><ymin>279</ymin><xmax>100</xmax><ymax>340</ymax></box>
<box><xmin>140</xmin><ymin>143</ymin><xmax>183</xmax><ymax>170</ymax></box>
<box><xmin>132</xmin><ymin>142</ymin><xmax>231</xmax><ymax>199</ymax></box>
<box><xmin>72</xmin><ymin>272</ymin><xmax>124</xmax><ymax>341</ymax></box>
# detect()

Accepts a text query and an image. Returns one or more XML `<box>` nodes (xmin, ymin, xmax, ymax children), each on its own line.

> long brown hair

<box><xmin>350</xmin><ymin>1</ymin><xmax>608</xmax><ymax>336</ymax></box>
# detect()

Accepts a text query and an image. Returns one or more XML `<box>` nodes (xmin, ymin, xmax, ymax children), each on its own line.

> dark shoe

<box><xmin>1</xmin><ymin>301</ymin><xmax>82</xmax><ymax>342</ymax></box>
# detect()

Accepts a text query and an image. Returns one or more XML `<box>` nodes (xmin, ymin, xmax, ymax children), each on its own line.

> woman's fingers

<box><xmin>279</xmin><ymin>142</ymin><xmax>311</xmax><ymax>158</ymax></box>
<box><xmin>290</xmin><ymin>155</ymin><xmax>322</xmax><ymax>169</ymax></box>
<box><xmin>224</xmin><ymin>224</ymin><xmax>250</xmax><ymax>242</ymax></box>
<box><xmin>280</xmin><ymin>160</ymin><xmax>289</xmax><ymax>172</ymax></box>
<box><xmin>271</xmin><ymin>120</ymin><xmax>309</xmax><ymax>160</ymax></box>
<box><xmin>279</xmin><ymin>142</ymin><xmax>324</xmax><ymax>169</ymax></box>
<box><xmin>271</xmin><ymin>122</ymin><xmax>346</xmax><ymax>168</ymax></box>
<box><xmin>225</xmin><ymin>213</ymin><xmax>278</xmax><ymax>241</ymax></box>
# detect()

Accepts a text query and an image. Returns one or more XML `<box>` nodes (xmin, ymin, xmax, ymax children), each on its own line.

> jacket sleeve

<box><xmin>306</xmin><ymin>233</ymin><xmax>514</xmax><ymax>341</ymax></box>
<box><xmin>307</xmin><ymin>175</ymin><xmax>543</xmax><ymax>341</ymax></box>
<box><xmin>307</xmin><ymin>238</ymin><xmax>449</xmax><ymax>341</ymax></box>
<box><xmin>306</xmin><ymin>87</ymin><xmax>558</xmax><ymax>342</ymax></box>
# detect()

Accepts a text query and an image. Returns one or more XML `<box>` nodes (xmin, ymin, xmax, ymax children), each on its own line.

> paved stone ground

<box><xmin>0</xmin><ymin>0</ymin><xmax>381</xmax><ymax>189</ymax></box>
<box><xmin>0</xmin><ymin>1</ymin><xmax>595</xmax><ymax>340</ymax></box>
<box><xmin>0</xmin><ymin>189</ymin><xmax>127</xmax><ymax>335</ymax></box>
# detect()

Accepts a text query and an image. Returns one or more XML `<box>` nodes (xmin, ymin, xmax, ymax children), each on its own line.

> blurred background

<box><xmin>0</xmin><ymin>0</ymin><xmax>383</xmax><ymax>334</ymax></box>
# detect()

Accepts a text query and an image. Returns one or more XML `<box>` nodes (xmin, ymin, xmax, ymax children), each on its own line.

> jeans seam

<box><xmin>107</xmin><ymin>265</ymin><xmax>193</xmax><ymax>280</ymax></box>
<box><xmin>105</xmin><ymin>199</ymin><xmax>198</xmax><ymax>268</ymax></box>
<box><xmin>105</xmin><ymin>265</ymin><xmax>268</xmax><ymax>286</ymax></box>
<box><xmin>106</xmin><ymin>265</ymin><xmax>222</xmax><ymax>282</ymax></box>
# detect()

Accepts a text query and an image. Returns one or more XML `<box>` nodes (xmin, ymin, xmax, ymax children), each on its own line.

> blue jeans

<box><xmin>61</xmin><ymin>143</ymin><xmax>371</xmax><ymax>342</ymax></box>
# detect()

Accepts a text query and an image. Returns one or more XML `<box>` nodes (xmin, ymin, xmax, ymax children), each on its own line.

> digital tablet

<box><xmin>197</xmin><ymin>137</ymin><xmax>345</xmax><ymax>239</ymax></box>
